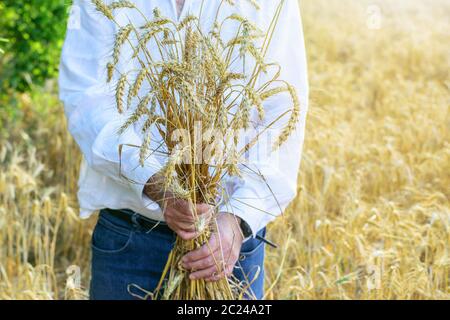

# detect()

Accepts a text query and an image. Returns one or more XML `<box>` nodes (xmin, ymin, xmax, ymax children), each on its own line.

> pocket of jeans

<box><xmin>239</xmin><ymin>238</ymin><xmax>265</xmax><ymax>260</ymax></box>
<box><xmin>240</xmin><ymin>228</ymin><xmax>267</xmax><ymax>257</ymax></box>
<box><xmin>91</xmin><ymin>215</ymin><xmax>133</xmax><ymax>254</ymax></box>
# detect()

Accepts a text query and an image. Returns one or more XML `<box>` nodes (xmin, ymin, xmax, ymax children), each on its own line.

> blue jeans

<box><xmin>89</xmin><ymin>209</ymin><xmax>266</xmax><ymax>300</ymax></box>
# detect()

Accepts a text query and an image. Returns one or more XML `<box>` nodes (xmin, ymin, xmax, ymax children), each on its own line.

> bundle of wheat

<box><xmin>91</xmin><ymin>0</ymin><xmax>300</xmax><ymax>300</ymax></box>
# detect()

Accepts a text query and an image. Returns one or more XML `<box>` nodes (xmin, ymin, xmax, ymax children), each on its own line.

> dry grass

<box><xmin>0</xmin><ymin>0</ymin><xmax>448</xmax><ymax>299</ymax></box>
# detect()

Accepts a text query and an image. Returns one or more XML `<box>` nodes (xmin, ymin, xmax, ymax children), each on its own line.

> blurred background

<box><xmin>0</xmin><ymin>0</ymin><xmax>448</xmax><ymax>299</ymax></box>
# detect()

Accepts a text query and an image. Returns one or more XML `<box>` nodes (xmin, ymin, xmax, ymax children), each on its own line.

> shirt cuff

<box><xmin>120</xmin><ymin>148</ymin><xmax>164</xmax><ymax>211</ymax></box>
<box><xmin>218</xmin><ymin>186</ymin><xmax>269</xmax><ymax>239</ymax></box>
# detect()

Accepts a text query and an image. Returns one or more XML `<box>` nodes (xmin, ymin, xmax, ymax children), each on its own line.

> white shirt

<box><xmin>59</xmin><ymin>0</ymin><xmax>309</xmax><ymax>237</ymax></box>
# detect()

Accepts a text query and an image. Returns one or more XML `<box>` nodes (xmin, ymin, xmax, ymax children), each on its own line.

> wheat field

<box><xmin>0</xmin><ymin>0</ymin><xmax>448</xmax><ymax>300</ymax></box>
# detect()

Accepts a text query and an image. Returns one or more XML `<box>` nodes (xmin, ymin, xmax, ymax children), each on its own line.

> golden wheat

<box><xmin>0</xmin><ymin>0</ymin><xmax>448</xmax><ymax>300</ymax></box>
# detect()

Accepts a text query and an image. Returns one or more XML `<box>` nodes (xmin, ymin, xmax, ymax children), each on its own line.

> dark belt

<box><xmin>105</xmin><ymin>208</ymin><xmax>173</xmax><ymax>234</ymax></box>
<box><xmin>105</xmin><ymin>208</ymin><xmax>278</xmax><ymax>248</ymax></box>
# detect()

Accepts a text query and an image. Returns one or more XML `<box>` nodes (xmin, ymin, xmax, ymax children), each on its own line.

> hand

<box><xmin>144</xmin><ymin>174</ymin><xmax>213</xmax><ymax>240</ymax></box>
<box><xmin>164</xmin><ymin>198</ymin><xmax>213</xmax><ymax>240</ymax></box>
<box><xmin>181</xmin><ymin>213</ymin><xmax>244</xmax><ymax>281</ymax></box>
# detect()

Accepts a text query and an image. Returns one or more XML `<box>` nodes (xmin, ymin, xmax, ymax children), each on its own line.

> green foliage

<box><xmin>0</xmin><ymin>38</ymin><xmax>8</xmax><ymax>55</ymax></box>
<box><xmin>0</xmin><ymin>0</ymin><xmax>69</xmax><ymax>91</ymax></box>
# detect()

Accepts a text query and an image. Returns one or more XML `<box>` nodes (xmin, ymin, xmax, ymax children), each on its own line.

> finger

<box><xmin>182</xmin><ymin>235</ymin><xmax>219</xmax><ymax>263</ymax></box>
<box><xmin>165</xmin><ymin>207</ymin><xmax>196</xmax><ymax>225</ymax></box>
<box><xmin>166</xmin><ymin>199</ymin><xmax>195</xmax><ymax>220</ymax></box>
<box><xmin>183</xmin><ymin>250</ymin><xmax>221</xmax><ymax>271</ymax></box>
<box><xmin>173</xmin><ymin>215</ymin><xmax>196</xmax><ymax>224</ymax></box>
<box><xmin>189</xmin><ymin>266</ymin><xmax>221</xmax><ymax>281</ymax></box>
<box><xmin>176</xmin><ymin>230</ymin><xmax>198</xmax><ymax>241</ymax></box>
<box><xmin>164</xmin><ymin>204</ymin><xmax>193</xmax><ymax>222</ymax></box>
<box><xmin>224</xmin><ymin>263</ymin><xmax>234</xmax><ymax>277</ymax></box>
<box><xmin>172</xmin><ymin>220</ymin><xmax>196</xmax><ymax>232</ymax></box>
<box><xmin>165</xmin><ymin>216</ymin><xmax>195</xmax><ymax>233</ymax></box>
<box><xmin>205</xmin><ymin>272</ymin><xmax>225</xmax><ymax>282</ymax></box>
<box><xmin>173</xmin><ymin>208</ymin><xmax>196</xmax><ymax>223</ymax></box>
<box><xmin>205</xmin><ymin>264</ymin><xmax>234</xmax><ymax>282</ymax></box>
<box><xmin>176</xmin><ymin>199</ymin><xmax>196</xmax><ymax>217</ymax></box>
<box><xmin>196</xmin><ymin>203</ymin><xmax>213</xmax><ymax>216</ymax></box>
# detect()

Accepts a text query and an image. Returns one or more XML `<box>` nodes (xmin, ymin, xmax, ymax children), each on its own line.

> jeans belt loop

<box><xmin>131</xmin><ymin>212</ymin><xmax>141</xmax><ymax>230</ymax></box>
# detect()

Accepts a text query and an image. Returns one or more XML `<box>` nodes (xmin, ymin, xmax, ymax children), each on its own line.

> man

<box><xmin>59</xmin><ymin>0</ymin><xmax>308</xmax><ymax>300</ymax></box>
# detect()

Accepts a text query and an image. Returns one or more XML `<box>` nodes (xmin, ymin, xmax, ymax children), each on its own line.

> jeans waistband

<box><xmin>101</xmin><ymin>208</ymin><xmax>172</xmax><ymax>234</ymax></box>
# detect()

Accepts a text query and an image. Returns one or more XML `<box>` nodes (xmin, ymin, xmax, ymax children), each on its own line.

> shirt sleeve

<box><xmin>58</xmin><ymin>0</ymin><xmax>163</xmax><ymax>208</ymax></box>
<box><xmin>218</xmin><ymin>0</ymin><xmax>309</xmax><ymax>237</ymax></box>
